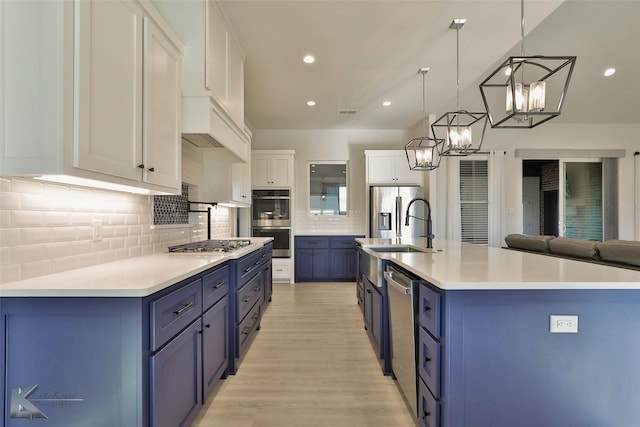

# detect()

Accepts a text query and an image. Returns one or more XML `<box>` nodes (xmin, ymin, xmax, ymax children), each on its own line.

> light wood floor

<box><xmin>192</xmin><ymin>282</ymin><xmax>416</xmax><ymax>427</ymax></box>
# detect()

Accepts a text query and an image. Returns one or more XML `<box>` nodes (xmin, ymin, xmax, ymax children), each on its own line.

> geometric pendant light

<box><xmin>432</xmin><ymin>19</ymin><xmax>488</xmax><ymax>156</ymax></box>
<box><xmin>405</xmin><ymin>68</ymin><xmax>444</xmax><ymax>171</ymax></box>
<box><xmin>479</xmin><ymin>0</ymin><xmax>576</xmax><ymax>128</ymax></box>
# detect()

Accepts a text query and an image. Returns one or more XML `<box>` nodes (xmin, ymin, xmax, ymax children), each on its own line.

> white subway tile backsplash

<box><xmin>12</xmin><ymin>211</ymin><xmax>44</xmax><ymax>227</ymax></box>
<box><xmin>0</xmin><ymin>177</ymin><xmax>233</xmax><ymax>284</ymax></box>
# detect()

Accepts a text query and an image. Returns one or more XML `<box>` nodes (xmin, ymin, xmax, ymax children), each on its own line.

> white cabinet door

<box><xmin>392</xmin><ymin>155</ymin><xmax>422</xmax><ymax>184</ymax></box>
<box><xmin>205</xmin><ymin>0</ymin><xmax>228</xmax><ymax>97</ymax></box>
<box><xmin>367</xmin><ymin>156</ymin><xmax>396</xmax><ymax>183</ymax></box>
<box><xmin>231</xmin><ymin>163</ymin><xmax>251</xmax><ymax>205</ymax></box>
<box><xmin>270</xmin><ymin>156</ymin><xmax>293</xmax><ymax>187</ymax></box>
<box><xmin>251</xmin><ymin>155</ymin><xmax>271</xmax><ymax>187</ymax></box>
<box><xmin>142</xmin><ymin>17</ymin><xmax>182</xmax><ymax>191</ymax></box>
<box><xmin>75</xmin><ymin>0</ymin><xmax>143</xmax><ymax>180</ymax></box>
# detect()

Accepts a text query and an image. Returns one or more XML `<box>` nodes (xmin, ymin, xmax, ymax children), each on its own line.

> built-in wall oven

<box><xmin>251</xmin><ymin>190</ymin><xmax>291</xmax><ymax>258</ymax></box>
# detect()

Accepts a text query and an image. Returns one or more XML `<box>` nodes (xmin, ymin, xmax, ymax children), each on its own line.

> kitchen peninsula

<box><xmin>357</xmin><ymin>238</ymin><xmax>640</xmax><ymax>427</ymax></box>
<box><xmin>1</xmin><ymin>238</ymin><xmax>273</xmax><ymax>427</ymax></box>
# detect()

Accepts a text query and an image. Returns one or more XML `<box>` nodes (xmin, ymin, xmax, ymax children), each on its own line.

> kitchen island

<box><xmin>357</xmin><ymin>238</ymin><xmax>640</xmax><ymax>427</ymax></box>
<box><xmin>1</xmin><ymin>238</ymin><xmax>272</xmax><ymax>427</ymax></box>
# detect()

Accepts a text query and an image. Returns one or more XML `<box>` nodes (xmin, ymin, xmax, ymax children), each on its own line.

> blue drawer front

<box><xmin>330</xmin><ymin>236</ymin><xmax>359</xmax><ymax>248</ymax></box>
<box><xmin>237</xmin><ymin>301</ymin><xmax>261</xmax><ymax>357</ymax></box>
<box><xmin>419</xmin><ymin>284</ymin><xmax>441</xmax><ymax>339</ymax></box>
<box><xmin>237</xmin><ymin>273</ymin><xmax>263</xmax><ymax>322</ymax></box>
<box><xmin>203</xmin><ymin>265</ymin><xmax>229</xmax><ymax>310</ymax></box>
<box><xmin>295</xmin><ymin>236</ymin><xmax>330</xmax><ymax>249</ymax></box>
<box><xmin>236</xmin><ymin>251</ymin><xmax>264</xmax><ymax>287</ymax></box>
<box><xmin>418</xmin><ymin>377</ymin><xmax>440</xmax><ymax>427</ymax></box>
<box><xmin>151</xmin><ymin>279</ymin><xmax>202</xmax><ymax>351</ymax></box>
<box><xmin>418</xmin><ymin>326</ymin><xmax>441</xmax><ymax>399</ymax></box>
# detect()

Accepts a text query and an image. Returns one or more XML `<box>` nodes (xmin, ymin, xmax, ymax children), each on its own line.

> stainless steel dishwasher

<box><xmin>384</xmin><ymin>264</ymin><xmax>420</xmax><ymax>419</ymax></box>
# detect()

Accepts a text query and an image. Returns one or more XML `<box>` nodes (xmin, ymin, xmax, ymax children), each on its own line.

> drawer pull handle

<box><xmin>213</xmin><ymin>281</ymin><xmax>225</xmax><ymax>289</ymax></box>
<box><xmin>173</xmin><ymin>302</ymin><xmax>193</xmax><ymax>315</ymax></box>
<box><xmin>254</xmin><ymin>287</ymin><xmax>261</xmax><ymax>292</ymax></box>
<box><xmin>244</xmin><ymin>266</ymin><xmax>253</xmax><ymax>272</ymax></box>
<box><xmin>252</xmin><ymin>313</ymin><xmax>260</xmax><ymax>320</ymax></box>
<box><xmin>254</xmin><ymin>260</ymin><xmax>261</xmax><ymax>266</ymax></box>
<box><xmin>243</xmin><ymin>297</ymin><xmax>251</xmax><ymax>303</ymax></box>
<box><xmin>261</xmin><ymin>253</ymin><xmax>267</xmax><ymax>259</ymax></box>
<box><xmin>366</xmin><ymin>289</ymin><xmax>372</xmax><ymax>294</ymax></box>
<box><xmin>242</xmin><ymin>327</ymin><xmax>251</xmax><ymax>336</ymax></box>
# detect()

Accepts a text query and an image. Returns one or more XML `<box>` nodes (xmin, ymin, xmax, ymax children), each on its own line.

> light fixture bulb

<box><xmin>528</xmin><ymin>81</ymin><xmax>546</xmax><ymax>112</ymax></box>
<box><xmin>382</xmin><ymin>101</ymin><xmax>391</xmax><ymax>107</ymax></box>
<box><xmin>604</xmin><ymin>68</ymin><xmax>616</xmax><ymax>77</ymax></box>
<box><xmin>303</xmin><ymin>55</ymin><xmax>315</xmax><ymax>64</ymax></box>
<box><xmin>416</xmin><ymin>149</ymin><xmax>432</xmax><ymax>166</ymax></box>
<box><xmin>307</xmin><ymin>100</ymin><xmax>316</xmax><ymax>106</ymax></box>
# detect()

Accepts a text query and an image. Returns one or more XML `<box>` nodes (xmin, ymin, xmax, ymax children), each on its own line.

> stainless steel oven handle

<box><xmin>252</xmin><ymin>226</ymin><xmax>292</xmax><ymax>230</ymax></box>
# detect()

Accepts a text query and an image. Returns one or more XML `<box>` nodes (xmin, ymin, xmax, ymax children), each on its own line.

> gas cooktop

<box><xmin>168</xmin><ymin>239</ymin><xmax>252</xmax><ymax>253</ymax></box>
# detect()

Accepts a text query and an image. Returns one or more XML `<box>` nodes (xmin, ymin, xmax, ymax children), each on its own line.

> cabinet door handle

<box><xmin>422</xmin><ymin>410</ymin><xmax>431</xmax><ymax>419</ymax></box>
<box><xmin>366</xmin><ymin>289</ymin><xmax>372</xmax><ymax>294</ymax></box>
<box><xmin>205</xmin><ymin>323</ymin><xmax>211</xmax><ymax>329</ymax></box>
<box><xmin>242</xmin><ymin>327</ymin><xmax>251</xmax><ymax>336</ymax></box>
<box><xmin>424</xmin><ymin>356</ymin><xmax>431</xmax><ymax>363</ymax></box>
<box><xmin>148</xmin><ymin>167</ymin><xmax>155</xmax><ymax>172</ymax></box>
<box><xmin>423</xmin><ymin>305</ymin><xmax>431</xmax><ymax>312</ymax></box>
<box><xmin>138</xmin><ymin>164</ymin><xmax>145</xmax><ymax>169</ymax></box>
<box><xmin>243</xmin><ymin>297</ymin><xmax>251</xmax><ymax>303</ymax></box>
<box><xmin>173</xmin><ymin>302</ymin><xmax>193</xmax><ymax>315</ymax></box>
<box><xmin>252</xmin><ymin>313</ymin><xmax>260</xmax><ymax>321</ymax></box>
<box><xmin>254</xmin><ymin>286</ymin><xmax>261</xmax><ymax>292</ymax></box>
<box><xmin>213</xmin><ymin>281</ymin><xmax>225</xmax><ymax>289</ymax></box>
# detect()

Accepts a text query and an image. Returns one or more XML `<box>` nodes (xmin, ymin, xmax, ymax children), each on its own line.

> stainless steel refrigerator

<box><xmin>369</xmin><ymin>186</ymin><xmax>424</xmax><ymax>238</ymax></box>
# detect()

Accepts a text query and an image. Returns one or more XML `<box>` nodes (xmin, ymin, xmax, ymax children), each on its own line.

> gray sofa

<box><xmin>504</xmin><ymin>234</ymin><xmax>640</xmax><ymax>271</ymax></box>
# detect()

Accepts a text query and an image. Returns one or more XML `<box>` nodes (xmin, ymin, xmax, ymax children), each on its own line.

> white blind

<box><xmin>460</xmin><ymin>160</ymin><xmax>488</xmax><ymax>244</ymax></box>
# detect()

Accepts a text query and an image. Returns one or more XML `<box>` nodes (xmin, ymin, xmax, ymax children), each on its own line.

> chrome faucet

<box><xmin>404</xmin><ymin>198</ymin><xmax>434</xmax><ymax>248</ymax></box>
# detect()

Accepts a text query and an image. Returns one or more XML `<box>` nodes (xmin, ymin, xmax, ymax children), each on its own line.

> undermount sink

<box><xmin>369</xmin><ymin>246</ymin><xmax>425</xmax><ymax>253</ymax></box>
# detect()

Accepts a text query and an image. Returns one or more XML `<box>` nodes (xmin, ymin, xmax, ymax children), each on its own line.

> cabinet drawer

<box><xmin>236</xmin><ymin>251</ymin><xmax>264</xmax><ymax>287</ymax></box>
<box><xmin>151</xmin><ymin>279</ymin><xmax>202</xmax><ymax>351</ymax></box>
<box><xmin>237</xmin><ymin>300</ymin><xmax>261</xmax><ymax>357</ymax></box>
<box><xmin>330</xmin><ymin>236</ymin><xmax>359</xmax><ymax>249</ymax></box>
<box><xmin>237</xmin><ymin>273</ymin><xmax>263</xmax><ymax>322</ymax></box>
<box><xmin>418</xmin><ymin>377</ymin><xmax>441</xmax><ymax>427</ymax></box>
<box><xmin>419</xmin><ymin>284</ymin><xmax>441</xmax><ymax>339</ymax></box>
<box><xmin>202</xmin><ymin>265</ymin><xmax>229</xmax><ymax>311</ymax></box>
<box><xmin>296</xmin><ymin>236</ymin><xmax>329</xmax><ymax>249</ymax></box>
<box><xmin>418</xmin><ymin>326</ymin><xmax>441</xmax><ymax>399</ymax></box>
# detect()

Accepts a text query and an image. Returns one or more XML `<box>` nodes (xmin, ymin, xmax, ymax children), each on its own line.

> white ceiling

<box><xmin>219</xmin><ymin>0</ymin><xmax>640</xmax><ymax>131</ymax></box>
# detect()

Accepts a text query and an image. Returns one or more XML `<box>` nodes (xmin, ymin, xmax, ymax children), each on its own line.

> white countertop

<box><xmin>358</xmin><ymin>238</ymin><xmax>640</xmax><ymax>290</ymax></box>
<box><xmin>0</xmin><ymin>238</ymin><xmax>273</xmax><ymax>297</ymax></box>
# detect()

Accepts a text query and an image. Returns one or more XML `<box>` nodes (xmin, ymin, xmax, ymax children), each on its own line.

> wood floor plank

<box><xmin>192</xmin><ymin>282</ymin><xmax>415</xmax><ymax>427</ymax></box>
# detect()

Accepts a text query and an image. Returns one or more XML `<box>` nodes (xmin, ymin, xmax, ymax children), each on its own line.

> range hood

<box><xmin>181</xmin><ymin>94</ymin><xmax>251</xmax><ymax>163</ymax></box>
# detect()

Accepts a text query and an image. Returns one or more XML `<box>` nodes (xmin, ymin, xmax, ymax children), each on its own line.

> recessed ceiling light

<box><xmin>307</xmin><ymin>100</ymin><xmax>316</xmax><ymax>106</ymax></box>
<box><xmin>303</xmin><ymin>55</ymin><xmax>315</xmax><ymax>64</ymax></box>
<box><xmin>382</xmin><ymin>101</ymin><xmax>392</xmax><ymax>107</ymax></box>
<box><xmin>604</xmin><ymin>67</ymin><xmax>616</xmax><ymax>77</ymax></box>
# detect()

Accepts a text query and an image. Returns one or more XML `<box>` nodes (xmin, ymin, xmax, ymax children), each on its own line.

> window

<box><xmin>460</xmin><ymin>160</ymin><xmax>488</xmax><ymax>244</ymax></box>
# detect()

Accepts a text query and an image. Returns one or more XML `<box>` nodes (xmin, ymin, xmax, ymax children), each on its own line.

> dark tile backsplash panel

<box><xmin>153</xmin><ymin>184</ymin><xmax>189</xmax><ymax>225</ymax></box>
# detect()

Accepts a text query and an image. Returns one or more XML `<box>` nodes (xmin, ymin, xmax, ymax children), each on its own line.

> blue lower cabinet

<box><xmin>202</xmin><ymin>295</ymin><xmax>229</xmax><ymax>401</ymax></box>
<box><xmin>1</xmin><ymin>298</ymin><xmax>143</xmax><ymax>427</ymax></box>
<box><xmin>295</xmin><ymin>235</ymin><xmax>363</xmax><ymax>282</ymax></box>
<box><xmin>0</xmin><ymin>261</ymin><xmax>239</xmax><ymax>427</ymax></box>
<box><xmin>364</xmin><ymin>277</ymin><xmax>383</xmax><ymax>358</ymax></box>
<box><xmin>151</xmin><ymin>320</ymin><xmax>202</xmax><ymax>427</ymax></box>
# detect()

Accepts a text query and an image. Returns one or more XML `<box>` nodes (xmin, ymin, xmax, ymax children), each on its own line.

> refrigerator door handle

<box><xmin>395</xmin><ymin>196</ymin><xmax>402</xmax><ymax>237</ymax></box>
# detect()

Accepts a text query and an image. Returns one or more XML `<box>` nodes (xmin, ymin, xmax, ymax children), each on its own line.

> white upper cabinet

<box><xmin>1</xmin><ymin>0</ymin><xmax>183</xmax><ymax>194</ymax></box>
<box><xmin>251</xmin><ymin>151</ymin><xmax>295</xmax><ymax>188</ymax></box>
<box><xmin>75</xmin><ymin>0</ymin><xmax>144</xmax><ymax>182</ymax></box>
<box><xmin>365</xmin><ymin>150</ymin><xmax>424</xmax><ymax>185</ymax></box>
<box><xmin>202</xmin><ymin>149</ymin><xmax>251</xmax><ymax>207</ymax></box>
<box><xmin>142</xmin><ymin>16</ymin><xmax>182</xmax><ymax>189</ymax></box>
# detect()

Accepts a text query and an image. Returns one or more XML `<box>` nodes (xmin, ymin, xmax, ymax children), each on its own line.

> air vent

<box><xmin>338</xmin><ymin>109</ymin><xmax>358</xmax><ymax>115</ymax></box>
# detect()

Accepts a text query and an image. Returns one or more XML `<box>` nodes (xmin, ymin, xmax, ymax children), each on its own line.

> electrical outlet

<box><xmin>92</xmin><ymin>219</ymin><xmax>103</xmax><ymax>242</ymax></box>
<box><xmin>550</xmin><ymin>315</ymin><xmax>578</xmax><ymax>333</ymax></box>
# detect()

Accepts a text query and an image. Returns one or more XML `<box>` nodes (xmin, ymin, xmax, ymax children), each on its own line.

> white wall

<box><xmin>253</xmin><ymin>123</ymin><xmax>640</xmax><ymax>241</ymax></box>
<box><xmin>253</xmin><ymin>129</ymin><xmax>411</xmax><ymax>234</ymax></box>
